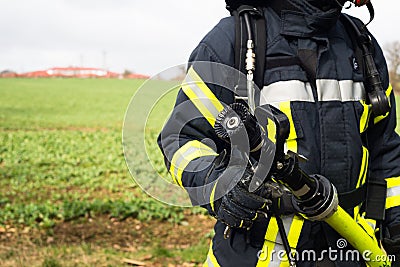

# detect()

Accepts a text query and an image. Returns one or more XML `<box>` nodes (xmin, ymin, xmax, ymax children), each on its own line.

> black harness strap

<box><xmin>265</xmin><ymin>56</ymin><xmax>301</xmax><ymax>70</ymax></box>
<box><xmin>254</xmin><ymin>8</ymin><xmax>266</xmax><ymax>90</ymax></box>
<box><xmin>233</xmin><ymin>6</ymin><xmax>266</xmax><ymax>100</ymax></box>
<box><xmin>297</xmin><ymin>48</ymin><xmax>318</xmax><ymax>90</ymax></box>
<box><xmin>340</xmin><ymin>14</ymin><xmax>390</xmax><ymax>117</ymax></box>
<box><xmin>338</xmin><ymin>184</ymin><xmax>367</xmax><ymax>210</ymax></box>
<box><xmin>233</xmin><ymin>9</ymin><xmax>242</xmax><ymax>72</ymax></box>
<box><xmin>340</xmin><ymin>14</ymin><xmax>388</xmax><ymax>221</ymax></box>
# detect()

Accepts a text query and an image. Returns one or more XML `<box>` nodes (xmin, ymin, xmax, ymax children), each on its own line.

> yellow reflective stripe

<box><xmin>267</xmin><ymin>118</ymin><xmax>277</xmax><ymax>144</ymax></box>
<box><xmin>387</xmin><ymin>177</ymin><xmax>400</xmax><ymax>188</ymax></box>
<box><xmin>353</xmin><ymin>149</ymin><xmax>376</xmax><ymax>244</ymax></box>
<box><xmin>279</xmin><ymin>101</ymin><xmax>297</xmax><ymax>153</ymax></box>
<box><xmin>182</xmin><ymin>67</ymin><xmax>224</xmax><ymax>127</ymax></box>
<box><xmin>354</xmin><ymin>146</ymin><xmax>369</xmax><ymax>219</ymax></box>
<box><xmin>204</xmin><ymin>241</ymin><xmax>220</xmax><ymax>267</ymax></box>
<box><xmin>169</xmin><ymin>140</ymin><xmax>217</xmax><ymax>187</ymax></box>
<box><xmin>188</xmin><ymin>67</ymin><xmax>225</xmax><ymax>112</ymax></box>
<box><xmin>210</xmin><ymin>182</ymin><xmax>218</xmax><ymax>213</ymax></box>
<box><xmin>356</xmin><ymin>214</ymin><xmax>377</xmax><ymax>241</ymax></box>
<box><xmin>286</xmin><ymin>215</ymin><xmax>304</xmax><ymax>249</ymax></box>
<box><xmin>257</xmin><ymin>217</ymin><xmax>279</xmax><ymax>267</ymax></box>
<box><xmin>373</xmin><ymin>84</ymin><xmax>392</xmax><ymax>124</ymax></box>
<box><xmin>359</xmin><ymin>100</ymin><xmax>371</xmax><ymax>133</ymax></box>
<box><xmin>386</xmin><ymin>196</ymin><xmax>400</xmax><ymax>209</ymax></box>
<box><xmin>354</xmin><ymin>147</ymin><xmax>376</xmax><ymax>242</ymax></box>
<box><xmin>257</xmin><ymin>215</ymin><xmax>304</xmax><ymax>267</ymax></box>
<box><xmin>386</xmin><ymin>177</ymin><xmax>400</xmax><ymax>209</ymax></box>
<box><xmin>175</xmin><ymin>148</ymin><xmax>217</xmax><ymax>187</ymax></box>
<box><xmin>182</xmin><ymin>83</ymin><xmax>217</xmax><ymax>126</ymax></box>
<box><xmin>278</xmin><ymin>216</ymin><xmax>304</xmax><ymax>267</ymax></box>
<box><xmin>357</xmin><ymin>146</ymin><xmax>369</xmax><ymax>188</ymax></box>
<box><xmin>170</xmin><ymin>141</ymin><xmax>215</xmax><ymax>184</ymax></box>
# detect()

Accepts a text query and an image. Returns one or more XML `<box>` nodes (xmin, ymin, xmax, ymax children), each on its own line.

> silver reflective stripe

<box><xmin>260</xmin><ymin>80</ymin><xmax>314</xmax><ymax>106</ymax></box>
<box><xmin>269</xmin><ymin>244</ymin><xmax>285</xmax><ymax>267</ymax></box>
<box><xmin>387</xmin><ymin>186</ymin><xmax>400</xmax><ymax>198</ymax></box>
<box><xmin>260</xmin><ymin>79</ymin><xmax>366</xmax><ymax>105</ymax></box>
<box><xmin>274</xmin><ymin>216</ymin><xmax>294</xmax><ymax>245</ymax></box>
<box><xmin>184</xmin><ymin>74</ymin><xmax>221</xmax><ymax>120</ymax></box>
<box><xmin>270</xmin><ymin>216</ymin><xmax>295</xmax><ymax>267</ymax></box>
<box><xmin>317</xmin><ymin>80</ymin><xmax>366</xmax><ymax>102</ymax></box>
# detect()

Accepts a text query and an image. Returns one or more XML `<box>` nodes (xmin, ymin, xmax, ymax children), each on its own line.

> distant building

<box><xmin>1</xmin><ymin>67</ymin><xmax>149</xmax><ymax>79</ymax></box>
<box><xmin>19</xmin><ymin>67</ymin><xmax>120</xmax><ymax>78</ymax></box>
<box><xmin>124</xmin><ymin>73</ymin><xmax>150</xmax><ymax>79</ymax></box>
<box><xmin>0</xmin><ymin>70</ymin><xmax>18</xmax><ymax>78</ymax></box>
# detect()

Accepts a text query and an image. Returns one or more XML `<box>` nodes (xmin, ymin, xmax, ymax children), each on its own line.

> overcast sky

<box><xmin>0</xmin><ymin>1</ymin><xmax>398</xmax><ymax>75</ymax></box>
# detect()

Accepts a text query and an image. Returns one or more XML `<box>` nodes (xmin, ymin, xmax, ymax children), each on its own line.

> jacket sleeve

<box><xmin>157</xmin><ymin>18</ymin><xmax>236</xmax><ymax>210</ymax></box>
<box><xmin>366</xmin><ymin>35</ymin><xmax>400</xmax><ymax>230</ymax></box>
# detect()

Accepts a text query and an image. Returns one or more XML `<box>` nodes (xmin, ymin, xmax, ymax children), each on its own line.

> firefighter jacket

<box><xmin>158</xmin><ymin>5</ymin><xmax>400</xmax><ymax>267</ymax></box>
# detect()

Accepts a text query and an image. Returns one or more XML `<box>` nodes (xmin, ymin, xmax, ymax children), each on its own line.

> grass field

<box><xmin>0</xmin><ymin>78</ymin><xmax>212</xmax><ymax>267</ymax></box>
<box><xmin>0</xmin><ymin>78</ymin><xmax>399</xmax><ymax>267</ymax></box>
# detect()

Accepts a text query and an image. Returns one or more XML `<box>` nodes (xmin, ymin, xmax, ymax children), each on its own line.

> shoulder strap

<box><xmin>340</xmin><ymin>14</ymin><xmax>390</xmax><ymax>117</ymax></box>
<box><xmin>233</xmin><ymin>6</ymin><xmax>266</xmax><ymax>100</ymax></box>
<box><xmin>233</xmin><ymin>6</ymin><xmax>303</xmax><ymax>100</ymax></box>
<box><xmin>340</xmin><ymin>14</ymin><xmax>389</xmax><ymax>224</ymax></box>
<box><xmin>254</xmin><ymin>9</ymin><xmax>266</xmax><ymax>90</ymax></box>
<box><xmin>339</xmin><ymin>14</ymin><xmax>366</xmax><ymax>81</ymax></box>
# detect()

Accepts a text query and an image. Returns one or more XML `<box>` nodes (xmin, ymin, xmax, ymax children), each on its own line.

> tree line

<box><xmin>385</xmin><ymin>41</ymin><xmax>400</xmax><ymax>95</ymax></box>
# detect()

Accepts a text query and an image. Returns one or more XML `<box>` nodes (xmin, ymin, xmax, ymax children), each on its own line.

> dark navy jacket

<box><xmin>158</xmin><ymin>5</ymin><xmax>400</xmax><ymax>267</ymax></box>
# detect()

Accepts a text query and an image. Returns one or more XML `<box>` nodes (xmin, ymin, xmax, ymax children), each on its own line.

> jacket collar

<box><xmin>268</xmin><ymin>0</ymin><xmax>342</xmax><ymax>37</ymax></box>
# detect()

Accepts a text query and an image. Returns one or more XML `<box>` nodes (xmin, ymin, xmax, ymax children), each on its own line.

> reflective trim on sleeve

<box><xmin>257</xmin><ymin>215</ymin><xmax>304</xmax><ymax>267</ymax></box>
<box><xmin>373</xmin><ymin>84</ymin><xmax>393</xmax><ymax>124</ymax></box>
<box><xmin>182</xmin><ymin>67</ymin><xmax>225</xmax><ymax>127</ymax></box>
<box><xmin>359</xmin><ymin>101</ymin><xmax>371</xmax><ymax>133</ymax></box>
<box><xmin>279</xmin><ymin>101</ymin><xmax>298</xmax><ymax>153</ymax></box>
<box><xmin>316</xmin><ymin>80</ymin><xmax>366</xmax><ymax>102</ymax></box>
<box><xmin>203</xmin><ymin>241</ymin><xmax>220</xmax><ymax>267</ymax></box>
<box><xmin>386</xmin><ymin>177</ymin><xmax>400</xmax><ymax>209</ymax></box>
<box><xmin>169</xmin><ymin>140</ymin><xmax>218</xmax><ymax>187</ymax></box>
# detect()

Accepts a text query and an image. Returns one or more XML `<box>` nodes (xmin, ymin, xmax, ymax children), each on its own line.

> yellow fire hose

<box><xmin>324</xmin><ymin>206</ymin><xmax>391</xmax><ymax>267</ymax></box>
<box><xmin>213</xmin><ymin>103</ymin><xmax>392</xmax><ymax>266</ymax></box>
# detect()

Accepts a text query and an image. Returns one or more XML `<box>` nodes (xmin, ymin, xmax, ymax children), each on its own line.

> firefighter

<box><xmin>158</xmin><ymin>0</ymin><xmax>400</xmax><ymax>266</ymax></box>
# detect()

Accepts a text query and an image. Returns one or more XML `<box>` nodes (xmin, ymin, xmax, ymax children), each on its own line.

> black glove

<box><xmin>382</xmin><ymin>238</ymin><xmax>400</xmax><ymax>266</ymax></box>
<box><xmin>382</xmin><ymin>223</ymin><xmax>400</xmax><ymax>267</ymax></box>
<box><xmin>208</xmin><ymin>162</ymin><xmax>272</xmax><ymax>230</ymax></box>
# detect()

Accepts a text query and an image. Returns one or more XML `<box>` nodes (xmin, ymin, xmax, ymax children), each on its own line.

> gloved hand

<box><xmin>211</xmin><ymin>167</ymin><xmax>272</xmax><ymax>229</ymax></box>
<box><xmin>382</xmin><ymin>223</ymin><xmax>400</xmax><ymax>267</ymax></box>
<box><xmin>382</xmin><ymin>236</ymin><xmax>400</xmax><ymax>267</ymax></box>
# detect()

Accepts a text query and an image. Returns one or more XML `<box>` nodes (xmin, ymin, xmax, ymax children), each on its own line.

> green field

<box><xmin>1</xmin><ymin>78</ymin><xmax>399</xmax><ymax>266</ymax></box>
<box><xmin>0</xmin><ymin>78</ymin><xmax>211</xmax><ymax>267</ymax></box>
